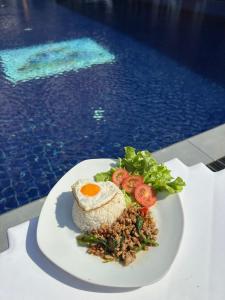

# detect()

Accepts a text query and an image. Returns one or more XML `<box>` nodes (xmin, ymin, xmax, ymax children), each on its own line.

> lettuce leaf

<box><xmin>95</xmin><ymin>170</ymin><xmax>113</xmax><ymax>182</ymax></box>
<box><xmin>94</xmin><ymin>146</ymin><xmax>185</xmax><ymax>195</ymax></box>
<box><xmin>122</xmin><ymin>190</ymin><xmax>140</xmax><ymax>207</ymax></box>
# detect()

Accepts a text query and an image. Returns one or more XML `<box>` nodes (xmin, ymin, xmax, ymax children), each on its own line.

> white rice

<box><xmin>72</xmin><ymin>190</ymin><xmax>126</xmax><ymax>232</ymax></box>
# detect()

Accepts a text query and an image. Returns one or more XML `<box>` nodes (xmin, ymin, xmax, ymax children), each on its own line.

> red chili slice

<box><xmin>121</xmin><ymin>175</ymin><xmax>144</xmax><ymax>193</ymax></box>
<box><xmin>134</xmin><ymin>184</ymin><xmax>157</xmax><ymax>208</ymax></box>
<box><xmin>140</xmin><ymin>206</ymin><xmax>149</xmax><ymax>216</ymax></box>
<box><xmin>112</xmin><ymin>168</ymin><xmax>129</xmax><ymax>187</ymax></box>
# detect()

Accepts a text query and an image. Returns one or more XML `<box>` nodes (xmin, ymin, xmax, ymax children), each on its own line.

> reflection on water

<box><xmin>58</xmin><ymin>0</ymin><xmax>225</xmax><ymax>87</ymax></box>
<box><xmin>0</xmin><ymin>38</ymin><xmax>115</xmax><ymax>83</ymax></box>
<box><xmin>22</xmin><ymin>0</ymin><xmax>30</xmax><ymax>23</ymax></box>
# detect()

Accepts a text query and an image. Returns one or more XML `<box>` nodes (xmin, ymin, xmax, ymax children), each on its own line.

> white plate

<box><xmin>37</xmin><ymin>159</ymin><xmax>184</xmax><ymax>287</ymax></box>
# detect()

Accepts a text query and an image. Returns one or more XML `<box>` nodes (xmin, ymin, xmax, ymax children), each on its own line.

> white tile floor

<box><xmin>189</xmin><ymin>124</ymin><xmax>225</xmax><ymax>160</ymax></box>
<box><xmin>154</xmin><ymin>124</ymin><xmax>225</xmax><ymax>165</ymax></box>
<box><xmin>153</xmin><ymin>140</ymin><xmax>212</xmax><ymax>165</ymax></box>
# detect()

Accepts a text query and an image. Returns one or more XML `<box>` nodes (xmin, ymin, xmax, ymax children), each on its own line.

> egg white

<box><xmin>71</xmin><ymin>179</ymin><xmax>119</xmax><ymax>211</ymax></box>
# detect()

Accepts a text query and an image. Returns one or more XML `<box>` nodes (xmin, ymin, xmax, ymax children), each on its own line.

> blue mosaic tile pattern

<box><xmin>0</xmin><ymin>38</ymin><xmax>115</xmax><ymax>83</ymax></box>
<box><xmin>0</xmin><ymin>0</ymin><xmax>225</xmax><ymax>213</ymax></box>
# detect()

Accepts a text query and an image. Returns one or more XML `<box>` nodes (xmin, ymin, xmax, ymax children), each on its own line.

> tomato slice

<box><xmin>134</xmin><ymin>184</ymin><xmax>157</xmax><ymax>208</ymax></box>
<box><xmin>112</xmin><ymin>168</ymin><xmax>129</xmax><ymax>186</ymax></box>
<box><xmin>121</xmin><ymin>175</ymin><xmax>144</xmax><ymax>193</ymax></box>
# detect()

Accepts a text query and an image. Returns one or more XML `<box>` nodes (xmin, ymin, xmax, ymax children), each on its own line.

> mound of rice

<box><xmin>72</xmin><ymin>190</ymin><xmax>126</xmax><ymax>232</ymax></box>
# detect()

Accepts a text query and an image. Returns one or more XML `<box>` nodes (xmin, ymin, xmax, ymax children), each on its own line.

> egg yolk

<box><xmin>80</xmin><ymin>183</ymin><xmax>100</xmax><ymax>197</ymax></box>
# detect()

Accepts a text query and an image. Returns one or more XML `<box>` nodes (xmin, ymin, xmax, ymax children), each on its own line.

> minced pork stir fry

<box><xmin>77</xmin><ymin>207</ymin><xmax>158</xmax><ymax>266</ymax></box>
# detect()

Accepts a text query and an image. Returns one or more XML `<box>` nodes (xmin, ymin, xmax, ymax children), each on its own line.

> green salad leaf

<box><xmin>94</xmin><ymin>146</ymin><xmax>185</xmax><ymax>195</ymax></box>
<box><xmin>94</xmin><ymin>168</ymin><xmax>115</xmax><ymax>182</ymax></box>
<box><xmin>122</xmin><ymin>190</ymin><xmax>140</xmax><ymax>207</ymax></box>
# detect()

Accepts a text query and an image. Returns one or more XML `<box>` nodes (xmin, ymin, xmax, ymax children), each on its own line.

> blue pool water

<box><xmin>0</xmin><ymin>0</ymin><xmax>225</xmax><ymax>213</ymax></box>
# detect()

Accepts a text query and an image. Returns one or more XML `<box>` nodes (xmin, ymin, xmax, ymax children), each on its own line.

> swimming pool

<box><xmin>0</xmin><ymin>0</ymin><xmax>225</xmax><ymax>214</ymax></box>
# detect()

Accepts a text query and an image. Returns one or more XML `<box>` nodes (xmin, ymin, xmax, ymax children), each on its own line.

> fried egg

<box><xmin>71</xmin><ymin>179</ymin><xmax>119</xmax><ymax>211</ymax></box>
